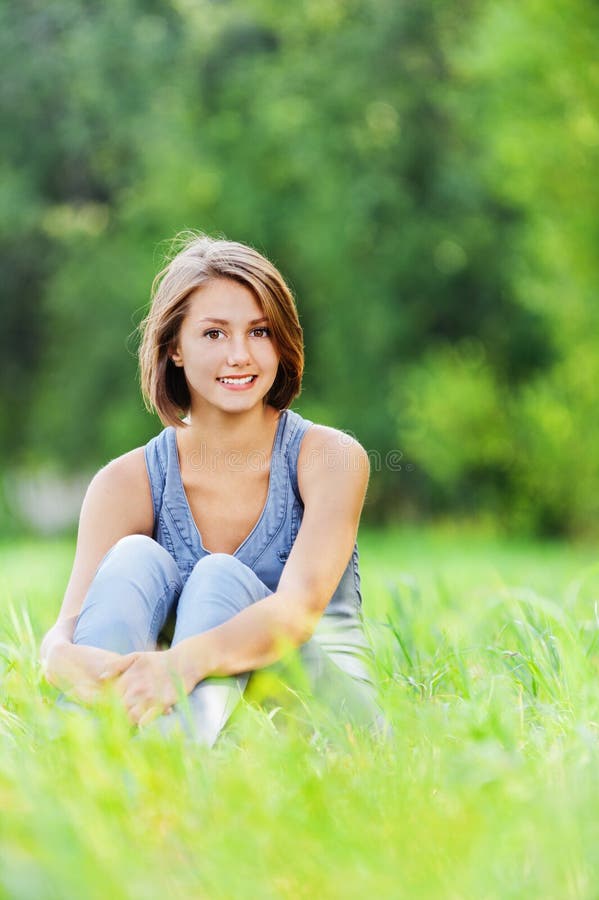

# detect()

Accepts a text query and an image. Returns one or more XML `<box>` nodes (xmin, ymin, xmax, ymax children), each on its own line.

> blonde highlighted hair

<box><xmin>139</xmin><ymin>233</ymin><xmax>304</xmax><ymax>425</ymax></box>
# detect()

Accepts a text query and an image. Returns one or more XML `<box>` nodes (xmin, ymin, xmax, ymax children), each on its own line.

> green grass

<box><xmin>2</xmin><ymin>526</ymin><xmax>599</xmax><ymax>899</ymax></box>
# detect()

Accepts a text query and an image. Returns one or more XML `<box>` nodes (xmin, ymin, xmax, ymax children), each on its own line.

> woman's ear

<box><xmin>169</xmin><ymin>344</ymin><xmax>184</xmax><ymax>367</ymax></box>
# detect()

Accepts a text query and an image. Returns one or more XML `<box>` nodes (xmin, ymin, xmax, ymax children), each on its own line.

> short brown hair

<box><xmin>139</xmin><ymin>233</ymin><xmax>304</xmax><ymax>426</ymax></box>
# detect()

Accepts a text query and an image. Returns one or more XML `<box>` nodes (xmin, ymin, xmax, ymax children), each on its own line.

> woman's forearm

<box><xmin>171</xmin><ymin>591</ymin><xmax>319</xmax><ymax>692</ymax></box>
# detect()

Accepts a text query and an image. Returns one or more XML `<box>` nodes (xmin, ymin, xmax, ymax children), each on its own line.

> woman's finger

<box><xmin>126</xmin><ymin>702</ymin><xmax>147</xmax><ymax>726</ymax></box>
<box><xmin>99</xmin><ymin>652</ymin><xmax>139</xmax><ymax>682</ymax></box>
<box><xmin>138</xmin><ymin>705</ymin><xmax>163</xmax><ymax>728</ymax></box>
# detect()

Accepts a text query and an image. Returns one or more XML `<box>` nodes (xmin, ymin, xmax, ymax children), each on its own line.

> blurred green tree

<box><xmin>2</xmin><ymin>0</ymin><xmax>597</xmax><ymax>534</ymax></box>
<box><xmin>400</xmin><ymin>0</ymin><xmax>599</xmax><ymax>534</ymax></box>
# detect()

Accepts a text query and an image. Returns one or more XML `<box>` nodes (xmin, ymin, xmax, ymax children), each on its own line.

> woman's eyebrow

<box><xmin>198</xmin><ymin>316</ymin><xmax>269</xmax><ymax>325</ymax></box>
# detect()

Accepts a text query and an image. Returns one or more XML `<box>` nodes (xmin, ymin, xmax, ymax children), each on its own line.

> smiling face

<box><xmin>169</xmin><ymin>278</ymin><xmax>280</xmax><ymax>417</ymax></box>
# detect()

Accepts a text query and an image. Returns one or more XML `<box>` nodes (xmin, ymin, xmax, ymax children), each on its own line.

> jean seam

<box><xmin>144</xmin><ymin>442</ymin><xmax>161</xmax><ymax>530</ymax></box>
<box><xmin>250</xmin><ymin>482</ymin><xmax>290</xmax><ymax>568</ymax></box>
<box><xmin>351</xmin><ymin>548</ymin><xmax>363</xmax><ymax>606</ymax></box>
<box><xmin>158</xmin><ymin>512</ymin><xmax>176</xmax><ymax>554</ymax></box>
<box><xmin>163</xmin><ymin>501</ymin><xmax>200</xmax><ymax>560</ymax></box>
<box><xmin>146</xmin><ymin>577</ymin><xmax>180</xmax><ymax>647</ymax></box>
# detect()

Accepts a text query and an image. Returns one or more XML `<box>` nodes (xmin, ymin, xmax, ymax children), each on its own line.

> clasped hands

<box><xmin>100</xmin><ymin>648</ymin><xmax>190</xmax><ymax>726</ymax></box>
<box><xmin>47</xmin><ymin>642</ymin><xmax>194</xmax><ymax>727</ymax></box>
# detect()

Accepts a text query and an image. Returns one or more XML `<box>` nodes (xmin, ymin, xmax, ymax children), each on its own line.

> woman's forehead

<box><xmin>186</xmin><ymin>278</ymin><xmax>264</xmax><ymax>322</ymax></box>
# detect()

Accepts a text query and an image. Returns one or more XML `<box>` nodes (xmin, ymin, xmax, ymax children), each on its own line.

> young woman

<box><xmin>40</xmin><ymin>234</ymin><xmax>383</xmax><ymax>745</ymax></box>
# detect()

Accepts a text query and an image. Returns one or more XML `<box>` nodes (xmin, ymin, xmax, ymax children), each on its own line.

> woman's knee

<box><xmin>185</xmin><ymin>553</ymin><xmax>268</xmax><ymax>603</ymax></box>
<box><xmin>73</xmin><ymin>536</ymin><xmax>181</xmax><ymax>650</ymax></box>
<box><xmin>189</xmin><ymin>552</ymin><xmax>249</xmax><ymax>580</ymax></box>
<box><xmin>172</xmin><ymin>554</ymin><xmax>271</xmax><ymax>641</ymax></box>
<box><xmin>92</xmin><ymin>535</ymin><xmax>181</xmax><ymax>601</ymax></box>
<box><xmin>100</xmin><ymin>534</ymin><xmax>179</xmax><ymax>581</ymax></box>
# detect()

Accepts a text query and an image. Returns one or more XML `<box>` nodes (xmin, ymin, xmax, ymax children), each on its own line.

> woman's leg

<box><xmin>304</xmin><ymin>612</ymin><xmax>386</xmax><ymax>734</ymax></box>
<box><xmin>73</xmin><ymin>535</ymin><xmax>181</xmax><ymax>653</ymax></box>
<box><xmin>163</xmin><ymin>553</ymin><xmax>384</xmax><ymax>745</ymax></box>
<box><xmin>163</xmin><ymin>553</ymin><xmax>267</xmax><ymax>745</ymax></box>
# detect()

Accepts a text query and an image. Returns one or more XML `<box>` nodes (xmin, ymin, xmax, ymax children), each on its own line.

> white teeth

<box><xmin>219</xmin><ymin>376</ymin><xmax>255</xmax><ymax>384</ymax></box>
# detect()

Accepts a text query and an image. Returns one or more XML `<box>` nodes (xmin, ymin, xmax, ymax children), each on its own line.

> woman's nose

<box><xmin>226</xmin><ymin>336</ymin><xmax>251</xmax><ymax>367</ymax></box>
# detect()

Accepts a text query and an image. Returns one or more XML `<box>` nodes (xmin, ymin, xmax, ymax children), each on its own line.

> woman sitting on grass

<box><xmin>40</xmin><ymin>233</ymin><xmax>383</xmax><ymax>745</ymax></box>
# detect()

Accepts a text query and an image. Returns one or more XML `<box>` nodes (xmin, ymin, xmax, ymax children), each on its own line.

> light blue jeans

<box><xmin>73</xmin><ymin>535</ymin><xmax>383</xmax><ymax>745</ymax></box>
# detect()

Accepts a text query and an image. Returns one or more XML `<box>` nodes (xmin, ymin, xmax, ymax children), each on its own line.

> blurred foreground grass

<box><xmin>1</xmin><ymin>527</ymin><xmax>599</xmax><ymax>899</ymax></box>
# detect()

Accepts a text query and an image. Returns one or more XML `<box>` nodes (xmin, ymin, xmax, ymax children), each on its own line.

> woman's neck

<box><xmin>178</xmin><ymin>404</ymin><xmax>280</xmax><ymax>459</ymax></box>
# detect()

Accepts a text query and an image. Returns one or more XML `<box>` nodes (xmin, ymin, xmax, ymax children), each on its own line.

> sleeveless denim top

<box><xmin>144</xmin><ymin>409</ymin><xmax>362</xmax><ymax>618</ymax></box>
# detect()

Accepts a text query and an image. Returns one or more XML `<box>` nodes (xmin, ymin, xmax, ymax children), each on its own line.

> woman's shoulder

<box><xmin>80</xmin><ymin>445</ymin><xmax>154</xmax><ymax>537</ymax></box>
<box><xmin>90</xmin><ymin>446</ymin><xmax>150</xmax><ymax>496</ymax></box>
<box><xmin>291</xmin><ymin>419</ymin><xmax>369</xmax><ymax>515</ymax></box>
<box><xmin>296</xmin><ymin>419</ymin><xmax>369</xmax><ymax>490</ymax></box>
<box><xmin>285</xmin><ymin>409</ymin><xmax>358</xmax><ymax>448</ymax></box>
<box><xmin>299</xmin><ymin>420</ymin><xmax>368</xmax><ymax>463</ymax></box>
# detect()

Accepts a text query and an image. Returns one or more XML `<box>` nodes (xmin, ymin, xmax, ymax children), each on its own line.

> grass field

<box><xmin>1</xmin><ymin>527</ymin><xmax>599</xmax><ymax>899</ymax></box>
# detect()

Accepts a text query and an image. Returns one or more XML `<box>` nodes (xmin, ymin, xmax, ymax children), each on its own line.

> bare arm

<box><xmin>172</xmin><ymin>425</ymin><xmax>370</xmax><ymax>690</ymax></box>
<box><xmin>41</xmin><ymin>447</ymin><xmax>154</xmax><ymax>687</ymax></box>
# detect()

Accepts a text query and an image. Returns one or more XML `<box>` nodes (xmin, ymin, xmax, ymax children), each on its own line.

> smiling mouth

<box><xmin>217</xmin><ymin>375</ymin><xmax>257</xmax><ymax>385</ymax></box>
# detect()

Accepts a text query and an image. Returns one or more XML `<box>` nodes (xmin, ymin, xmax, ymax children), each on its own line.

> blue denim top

<box><xmin>144</xmin><ymin>409</ymin><xmax>362</xmax><ymax>617</ymax></box>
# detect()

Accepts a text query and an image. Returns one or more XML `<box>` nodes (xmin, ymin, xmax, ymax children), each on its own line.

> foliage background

<box><xmin>1</xmin><ymin>0</ymin><xmax>598</xmax><ymax>536</ymax></box>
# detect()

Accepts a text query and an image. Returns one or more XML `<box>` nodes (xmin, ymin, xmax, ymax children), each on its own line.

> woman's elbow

<box><xmin>284</xmin><ymin>591</ymin><xmax>328</xmax><ymax>645</ymax></box>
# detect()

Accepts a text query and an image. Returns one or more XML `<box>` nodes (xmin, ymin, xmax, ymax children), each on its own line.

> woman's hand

<box><xmin>101</xmin><ymin>649</ymin><xmax>186</xmax><ymax>726</ymax></box>
<box><xmin>43</xmin><ymin>641</ymin><xmax>132</xmax><ymax>705</ymax></box>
